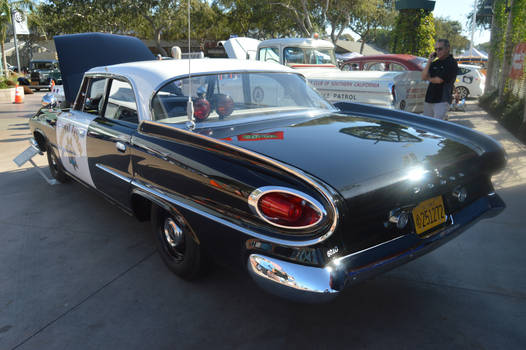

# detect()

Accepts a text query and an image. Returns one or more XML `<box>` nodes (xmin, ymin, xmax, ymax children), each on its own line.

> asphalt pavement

<box><xmin>1</xmin><ymin>93</ymin><xmax>525</xmax><ymax>350</ymax></box>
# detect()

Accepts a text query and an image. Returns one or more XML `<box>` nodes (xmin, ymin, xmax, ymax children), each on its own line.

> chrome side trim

<box><xmin>248</xmin><ymin>186</ymin><xmax>326</xmax><ymax>229</ymax></box>
<box><xmin>139</xmin><ymin>120</ymin><xmax>340</xmax><ymax>245</ymax></box>
<box><xmin>332</xmin><ymin>235</ymin><xmax>406</xmax><ymax>265</ymax></box>
<box><xmin>95</xmin><ymin>163</ymin><xmax>132</xmax><ymax>183</ymax></box>
<box><xmin>132</xmin><ymin>180</ymin><xmax>328</xmax><ymax>247</ymax></box>
<box><xmin>247</xmin><ymin>254</ymin><xmax>338</xmax><ymax>302</ymax></box>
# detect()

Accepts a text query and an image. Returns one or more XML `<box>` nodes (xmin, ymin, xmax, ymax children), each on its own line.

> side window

<box><xmin>389</xmin><ymin>63</ymin><xmax>407</xmax><ymax>71</ymax></box>
<box><xmin>457</xmin><ymin>67</ymin><xmax>470</xmax><ymax>75</ymax></box>
<box><xmin>74</xmin><ymin>77</ymin><xmax>107</xmax><ymax>115</ymax></box>
<box><xmin>364</xmin><ymin>62</ymin><xmax>385</xmax><ymax>71</ymax></box>
<box><xmin>104</xmin><ymin>79</ymin><xmax>139</xmax><ymax>123</ymax></box>
<box><xmin>258</xmin><ymin>47</ymin><xmax>280</xmax><ymax>63</ymax></box>
<box><xmin>283</xmin><ymin>47</ymin><xmax>305</xmax><ymax>64</ymax></box>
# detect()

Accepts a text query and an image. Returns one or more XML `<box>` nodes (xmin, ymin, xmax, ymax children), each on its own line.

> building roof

<box><xmin>335</xmin><ymin>40</ymin><xmax>389</xmax><ymax>56</ymax></box>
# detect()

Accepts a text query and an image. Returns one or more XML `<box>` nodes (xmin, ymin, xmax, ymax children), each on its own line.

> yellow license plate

<box><xmin>412</xmin><ymin>196</ymin><xmax>446</xmax><ymax>235</ymax></box>
<box><xmin>31</xmin><ymin>81</ymin><xmax>39</xmax><ymax>85</ymax></box>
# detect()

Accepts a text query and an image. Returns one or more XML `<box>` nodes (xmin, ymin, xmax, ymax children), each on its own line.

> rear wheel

<box><xmin>455</xmin><ymin>86</ymin><xmax>469</xmax><ymax>99</ymax></box>
<box><xmin>152</xmin><ymin>206</ymin><xmax>202</xmax><ymax>280</ymax></box>
<box><xmin>47</xmin><ymin>145</ymin><xmax>68</xmax><ymax>183</ymax></box>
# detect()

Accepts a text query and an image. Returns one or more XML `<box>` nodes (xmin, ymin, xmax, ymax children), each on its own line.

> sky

<box><xmin>432</xmin><ymin>0</ymin><xmax>490</xmax><ymax>45</ymax></box>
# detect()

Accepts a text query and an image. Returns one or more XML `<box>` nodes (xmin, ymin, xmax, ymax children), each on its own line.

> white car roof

<box><xmin>86</xmin><ymin>58</ymin><xmax>297</xmax><ymax>94</ymax></box>
<box><xmin>258</xmin><ymin>38</ymin><xmax>334</xmax><ymax>49</ymax></box>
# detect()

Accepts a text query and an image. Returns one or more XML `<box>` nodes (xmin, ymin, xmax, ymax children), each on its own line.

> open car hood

<box><xmin>54</xmin><ymin>33</ymin><xmax>154</xmax><ymax>104</ymax></box>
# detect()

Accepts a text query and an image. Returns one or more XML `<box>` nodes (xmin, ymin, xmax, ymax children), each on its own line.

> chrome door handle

<box><xmin>116</xmin><ymin>141</ymin><xmax>126</xmax><ymax>152</ymax></box>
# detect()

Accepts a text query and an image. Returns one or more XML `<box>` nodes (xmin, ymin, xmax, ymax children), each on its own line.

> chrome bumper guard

<box><xmin>248</xmin><ymin>193</ymin><xmax>505</xmax><ymax>303</ymax></box>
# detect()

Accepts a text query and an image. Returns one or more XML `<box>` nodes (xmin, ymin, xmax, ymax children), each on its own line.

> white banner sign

<box><xmin>12</xmin><ymin>10</ymin><xmax>29</xmax><ymax>35</ymax></box>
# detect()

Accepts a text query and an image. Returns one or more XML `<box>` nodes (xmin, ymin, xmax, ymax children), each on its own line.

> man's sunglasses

<box><xmin>435</xmin><ymin>47</ymin><xmax>445</xmax><ymax>51</ymax></box>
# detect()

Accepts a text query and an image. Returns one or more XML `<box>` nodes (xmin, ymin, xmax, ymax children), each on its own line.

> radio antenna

<box><xmin>186</xmin><ymin>0</ymin><xmax>195</xmax><ymax>130</ymax></box>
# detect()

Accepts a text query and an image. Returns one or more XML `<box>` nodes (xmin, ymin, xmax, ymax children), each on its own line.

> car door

<box><xmin>85</xmin><ymin>77</ymin><xmax>138</xmax><ymax>208</ymax></box>
<box><xmin>55</xmin><ymin>76</ymin><xmax>107</xmax><ymax>189</ymax></box>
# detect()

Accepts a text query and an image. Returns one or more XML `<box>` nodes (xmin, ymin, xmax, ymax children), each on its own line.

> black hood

<box><xmin>54</xmin><ymin>33</ymin><xmax>154</xmax><ymax>104</ymax></box>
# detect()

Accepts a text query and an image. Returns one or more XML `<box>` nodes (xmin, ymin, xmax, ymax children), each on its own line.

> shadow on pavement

<box><xmin>1</xmin><ymin>167</ymin><xmax>524</xmax><ymax>350</ymax></box>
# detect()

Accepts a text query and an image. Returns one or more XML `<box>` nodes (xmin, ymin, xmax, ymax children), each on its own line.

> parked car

<box><xmin>340</xmin><ymin>54</ymin><xmax>428</xmax><ymax>72</ymax></box>
<box><xmin>26</xmin><ymin>33</ymin><xmax>506</xmax><ymax>302</ymax></box>
<box><xmin>455</xmin><ymin>64</ymin><xmax>485</xmax><ymax>99</ymax></box>
<box><xmin>456</xmin><ymin>56</ymin><xmax>488</xmax><ymax>75</ymax></box>
<box><xmin>254</xmin><ymin>38</ymin><xmax>428</xmax><ymax>113</ymax></box>
<box><xmin>29</xmin><ymin>59</ymin><xmax>62</xmax><ymax>91</ymax></box>
<box><xmin>341</xmin><ymin>55</ymin><xmax>484</xmax><ymax>100</ymax></box>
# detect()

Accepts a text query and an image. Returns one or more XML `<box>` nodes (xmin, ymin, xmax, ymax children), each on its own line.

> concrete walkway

<box><xmin>0</xmin><ymin>95</ymin><xmax>525</xmax><ymax>350</ymax></box>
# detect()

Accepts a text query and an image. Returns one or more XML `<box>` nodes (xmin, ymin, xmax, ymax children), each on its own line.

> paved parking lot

<box><xmin>1</xmin><ymin>93</ymin><xmax>525</xmax><ymax>349</ymax></box>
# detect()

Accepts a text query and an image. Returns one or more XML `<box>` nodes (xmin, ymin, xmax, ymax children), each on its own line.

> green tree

<box><xmin>434</xmin><ymin>17</ymin><xmax>469</xmax><ymax>54</ymax></box>
<box><xmin>325</xmin><ymin>0</ymin><xmax>359</xmax><ymax>44</ymax></box>
<box><xmin>35</xmin><ymin>0</ymin><xmax>127</xmax><ymax>35</ymax></box>
<box><xmin>391</xmin><ymin>8</ymin><xmax>435</xmax><ymax>56</ymax></box>
<box><xmin>271</xmin><ymin>0</ymin><xmax>325</xmax><ymax>37</ymax></box>
<box><xmin>348</xmin><ymin>0</ymin><xmax>395</xmax><ymax>53</ymax></box>
<box><xmin>369</xmin><ymin>28</ymin><xmax>391</xmax><ymax>51</ymax></box>
<box><xmin>213</xmin><ymin>0</ymin><xmax>295</xmax><ymax>39</ymax></box>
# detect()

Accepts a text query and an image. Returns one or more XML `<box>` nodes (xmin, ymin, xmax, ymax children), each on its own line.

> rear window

<box><xmin>151</xmin><ymin>72</ymin><xmax>334</xmax><ymax>125</ymax></box>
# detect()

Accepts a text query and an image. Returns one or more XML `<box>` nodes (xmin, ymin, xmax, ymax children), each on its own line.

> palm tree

<box><xmin>0</xmin><ymin>0</ymin><xmax>33</xmax><ymax>77</ymax></box>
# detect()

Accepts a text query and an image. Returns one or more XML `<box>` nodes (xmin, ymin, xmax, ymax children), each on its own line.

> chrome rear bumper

<box><xmin>248</xmin><ymin>192</ymin><xmax>505</xmax><ymax>303</ymax></box>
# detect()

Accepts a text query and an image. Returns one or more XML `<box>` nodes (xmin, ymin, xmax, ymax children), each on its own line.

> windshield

<box><xmin>283</xmin><ymin>47</ymin><xmax>337</xmax><ymax>65</ymax></box>
<box><xmin>151</xmin><ymin>72</ymin><xmax>334</xmax><ymax>125</ymax></box>
<box><xmin>32</xmin><ymin>62</ymin><xmax>57</xmax><ymax>70</ymax></box>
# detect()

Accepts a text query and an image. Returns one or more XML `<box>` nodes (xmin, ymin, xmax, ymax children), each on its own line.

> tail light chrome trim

<box><xmin>248</xmin><ymin>186</ymin><xmax>327</xmax><ymax>230</ymax></box>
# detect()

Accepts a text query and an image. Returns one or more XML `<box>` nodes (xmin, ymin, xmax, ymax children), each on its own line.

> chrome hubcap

<box><xmin>163</xmin><ymin>217</ymin><xmax>183</xmax><ymax>248</ymax></box>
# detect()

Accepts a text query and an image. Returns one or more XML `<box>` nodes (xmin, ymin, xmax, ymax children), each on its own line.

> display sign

<box><xmin>510</xmin><ymin>42</ymin><xmax>526</xmax><ymax>80</ymax></box>
<box><xmin>12</xmin><ymin>10</ymin><xmax>29</xmax><ymax>35</ymax></box>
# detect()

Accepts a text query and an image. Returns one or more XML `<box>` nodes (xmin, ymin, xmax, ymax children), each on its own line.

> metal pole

<box><xmin>11</xmin><ymin>4</ymin><xmax>21</xmax><ymax>73</ymax></box>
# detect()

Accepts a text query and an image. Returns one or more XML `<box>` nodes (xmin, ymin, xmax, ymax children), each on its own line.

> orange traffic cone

<box><xmin>50</xmin><ymin>79</ymin><xmax>55</xmax><ymax>91</ymax></box>
<box><xmin>14</xmin><ymin>84</ymin><xmax>24</xmax><ymax>104</ymax></box>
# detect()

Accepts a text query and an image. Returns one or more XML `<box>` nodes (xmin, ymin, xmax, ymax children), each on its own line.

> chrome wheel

<box><xmin>162</xmin><ymin>217</ymin><xmax>185</xmax><ymax>262</ymax></box>
<box><xmin>455</xmin><ymin>86</ymin><xmax>469</xmax><ymax>99</ymax></box>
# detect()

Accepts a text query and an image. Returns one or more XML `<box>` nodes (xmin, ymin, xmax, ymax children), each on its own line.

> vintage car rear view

<box><xmin>27</xmin><ymin>34</ymin><xmax>506</xmax><ymax>302</ymax></box>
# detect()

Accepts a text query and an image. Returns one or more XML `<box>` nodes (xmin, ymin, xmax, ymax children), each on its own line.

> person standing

<box><xmin>421</xmin><ymin>39</ymin><xmax>458</xmax><ymax>120</ymax></box>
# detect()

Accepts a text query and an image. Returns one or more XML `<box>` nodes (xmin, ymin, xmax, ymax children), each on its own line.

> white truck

<box><xmin>225</xmin><ymin>37</ymin><xmax>427</xmax><ymax>113</ymax></box>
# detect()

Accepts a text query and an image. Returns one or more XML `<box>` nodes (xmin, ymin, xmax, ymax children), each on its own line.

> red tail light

<box><xmin>257</xmin><ymin>192</ymin><xmax>321</xmax><ymax>227</ymax></box>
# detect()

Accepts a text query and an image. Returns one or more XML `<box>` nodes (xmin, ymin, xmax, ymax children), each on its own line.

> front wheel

<box><xmin>152</xmin><ymin>206</ymin><xmax>202</xmax><ymax>280</ymax></box>
<box><xmin>47</xmin><ymin>145</ymin><xmax>68</xmax><ymax>183</ymax></box>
